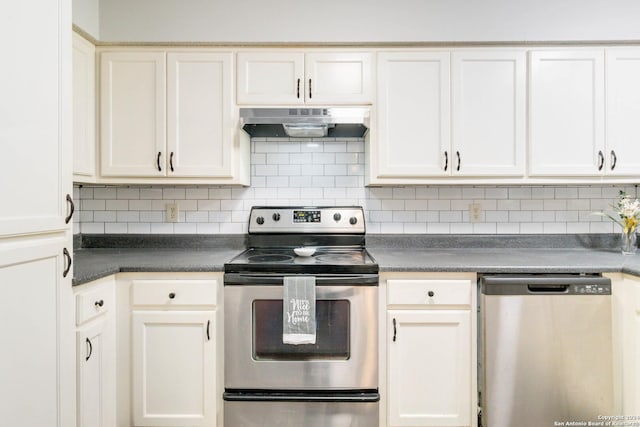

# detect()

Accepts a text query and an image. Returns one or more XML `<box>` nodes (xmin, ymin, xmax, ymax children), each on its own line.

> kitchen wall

<box><xmin>73</xmin><ymin>0</ymin><xmax>100</xmax><ymax>39</ymax></box>
<box><xmin>75</xmin><ymin>137</ymin><xmax>636</xmax><ymax>235</ymax></box>
<box><xmin>93</xmin><ymin>0</ymin><xmax>640</xmax><ymax>43</ymax></box>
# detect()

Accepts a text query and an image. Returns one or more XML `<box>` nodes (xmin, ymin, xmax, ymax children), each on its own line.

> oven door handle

<box><xmin>223</xmin><ymin>391</ymin><xmax>380</xmax><ymax>402</ymax></box>
<box><xmin>224</xmin><ymin>273</ymin><xmax>379</xmax><ymax>286</ymax></box>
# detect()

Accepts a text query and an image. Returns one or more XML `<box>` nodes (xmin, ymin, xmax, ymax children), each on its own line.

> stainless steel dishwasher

<box><xmin>479</xmin><ymin>274</ymin><xmax>613</xmax><ymax>427</ymax></box>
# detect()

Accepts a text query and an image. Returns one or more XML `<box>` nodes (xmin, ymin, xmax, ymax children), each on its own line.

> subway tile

<box><xmin>128</xmin><ymin>223</ymin><xmax>151</xmax><ymax>234</ymax></box>
<box><xmin>405</xmin><ymin>200</ymin><xmax>429</xmax><ymax>210</ymax></box>
<box><xmin>186</xmin><ymin>188</ymin><xmax>209</xmax><ymax>199</ymax></box>
<box><xmin>416</xmin><ymin>211</ymin><xmax>440</xmax><ymax>222</ymax></box>
<box><xmin>93</xmin><ymin>187</ymin><xmax>117</xmax><ymax>199</ymax></box>
<box><xmin>335</xmin><ymin>176</ymin><xmax>359</xmax><ymax>188</ymax></box>
<box><xmin>290</xmin><ymin>153</ymin><xmax>313</xmax><ymax>164</ymax></box>
<box><xmin>428</xmin><ymin>200</ymin><xmax>451</xmax><ymax>211</ymax></box>
<box><xmin>566</xmin><ymin>198</ymin><xmax>591</xmax><ymax>211</ymax></box>
<box><xmin>427</xmin><ymin>223</ymin><xmax>450</xmax><ymax>234</ymax></box>
<box><xmin>266</xmin><ymin>176</ymin><xmax>290</xmax><ymax>188</ymax></box>
<box><xmin>578</xmin><ymin>186</ymin><xmax>602</xmax><ymax>199</ymax></box>
<box><xmin>174</xmin><ymin>223</ymin><xmax>197</xmax><ymax>233</ymax></box>
<box><xmin>380</xmin><ymin>223</ymin><xmax>404</xmax><ymax>233</ymax></box>
<box><xmin>415</xmin><ymin>187</ymin><xmax>439</xmax><ymax>199</ymax></box>
<box><xmin>462</xmin><ymin>187</ymin><xmax>485</xmax><ymax>199</ymax></box>
<box><xmin>82</xmin><ymin>199</ymin><xmax>106</xmax><ymax>211</ymax></box>
<box><xmin>404</xmin><ymin>223</ymin><xmax>428</xmax><ymax>233</ymax></box>
<box><xmin>439</xmin><ymin>187</ymin><xmax>462</xmax><ymax>199</ymax></box>
<box><xmin>531</xmin><ymin>187</ymin><xmax>556</xmax><ymax>199</ymax></box>
<box><xmin>139</xmin><ymin>211</ymin><xmax>162</xmax><ymax>223</ymax></box>
<box><xmin>163</xmin><ymin>188</ymin><xmax>186</xmax><ymax>200</ymax></box>
<box><xmin>543</xmin><ymin>223</ymin><xmax>567</xmax><ymax>234</ymax></box>
<box><xmin>186</xmin><ymin>211</ymin><xmax>209</xmax><ymax>223</ymax></box>
<box><xmin>106</xmin><ymin>200</ymin><xmax>129</xmax><ymax>211</ymax></box>
<box><xmin>313</xmin><ymin>153</ymin><xmax>336</xmax><ymax>164</ymax></box>
<box><xmin>450</xmin><ymin>223</ymin><xmax>474</xmax><ymax>234</ymax></box>
<box><xmin>255</xmin><ymin>164</ymin><xmax>279</xmax><ymax>176</ymax></box>
<box><xmin>311</xmin><ymin>176</ymin><xmax>335</xmax><ymax>187</ymax></box>
<box><xmin>520</xmin><ymin>223</ymin><xmax>544</xmax><ymax>233</ymax></box>
<box><xmin>129</xmin><ymin>200</ymin><xmax>152</xmax><ymax>211</ymax></box>
<box><xmin>151</xmin><ymin>223</ymin><xmax>174</xmax><ymax>234</ymax></box>
<box><xmin>94</xmin><ymin>211</ymin><xmax>116</xmax><ymax>222</ymax></box>
<box><xmin>508</xmin><ymin>187</ymin><xmax>532</xmax><ymax>199</ymax></box>
<box><xmin>180</xmin><ymin>200</ymin><xmax>199</xmax><ymax>211</ymax></box>
<box><xmin>531</xmin><ymin>211</ymin><xmax>555</xmax><ymax>222</ymax></box>
<box><xmin>485</xmin><ymin>187</ymin><xmax>509</xmax><ymax>199</ymax></box>
<box><xmin>209</xmin><ymin>188</ymin><xmax>232</xmax><ymax>199</ymax></box>
<box><xmin>117</xmin><ymin>188</ymin><xmax>140</xmax><ymax>199</ymax></box>
<box><xmin>393</xmin><ymin>211</ymin><xmax>416</xmax><ymax>222</ymax></box>
<box><xmin>103</xmin><ymin>223</ymin><xmax>125</xmax><ymax>234</ymax></box>
<box><xmin>509</xmin><ymin>211</ymin><xmax>532</xmax><ymax>222</ymax></box>
<box><xmin>393</xmin><ymin>187</ymin><xmax>416</xmax><ymax>200</ymax></box>
<box><xmin>473</xmin><ymin>223</ymin><xmax>498</xmax><ymax>234</ymax></box>
<box><xmin>266</xmin><ymin>153</ymin><xmax>290</xmax><ymax>165</ymax></box>
<box><xmin>117</xmin><ymin>211</ymin><xmax>139</xmax><ymax>222</ymax></box>
<box><xmin>323</xmin><ymin>141</ymin><xmax>347</xmax><ymax>152</ymax></box>
<box><xmin>440</xmin><ymin>211</ymin><xmax>463</xmax><ymax>222</ymax></box>
<box><xmin>300</xmin><ymin>164</ymin><xmax>324</xmax><ymax>176</ymax></box>
<box><xmin>543</xmin><ymin>200</ymin><xmax>567</xmax><ymax>211</ymax></box>
<box><xmin>140</xmin><ymin>188</ymin><xmax>163</xmax><ymax>200</ymax></box>
<box><xmin>335</xmin><ymin>153</ymin><xmax>360</xmax><ymax>164</ymax></box>
<box><xmin>325</xmin><ymin>164</ymin><xmax>348</xmax><ymax>176</ymax></box>
<box><xmin>251</xmin><ymin>153</ymin><xmax>266</xmax><ymax>165</ymax></box>
<box><xmin>497</xmin><ymin>223</ymin><xmax>520</xmax><ymax>234</ymax></box>
<box><xmin>381</xmin><ymin>199</ymin><xmax>405</xmax><ymax>211</ymax></box>
<box><xmin>520</xmin><ymin>200</ymin><xmax>544</xmax><ymax>210</ymax></box>
<box><xmin>277</xmin><ymin>141</ymin><xmax>301</xmax><ymax>153</ymax></box>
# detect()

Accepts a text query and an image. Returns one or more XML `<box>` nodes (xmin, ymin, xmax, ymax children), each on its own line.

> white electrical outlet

<box><xmin>469</xmin><ymin>203</ymin><xmax>482</xmax><ymax>223</ymax></box>
<box><xmin>166</xmin><ymin>203</ymin><xmax>179</xmax><ymax>223</ymax></box>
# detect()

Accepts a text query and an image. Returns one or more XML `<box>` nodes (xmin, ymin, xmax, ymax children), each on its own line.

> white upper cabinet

<box><xmin>237</xmin><ymin>52</ymin><xmax>304</xmax><ymax>104</ymax></box>
<box><xmin>167</xmin><ymin>52</ymin><xmax>234</xmax><ymax>177</ymax></box>
<box><xmin>100</xmin><ymin>51</ymin><xmax>166</xmax><ymax>177</ymax></box>
<box><xmin>373</xmin><ymin>50</ymin><xmax>526</xmax><ymax>184</ymax></box>
<box><xmin>0</xmin><ymin>0</ymin><xmax>72</xmax><ymax>237</ymax></box>
<box><xmin>72</xmin><ymin>33</ymin><xmax>96</xmax><ymax>182</ymax></box>
<box><xmin>237</xmin><ymin>51</ymin><xmax>373</xmax><ymax>105</ymax></box>
<box><xmin>100</xmin><ymin>50</ymin><xmax>248</xmax><ymax>184</ymax></box>
<box><xmin>451</xmin><ymin>51</ymin><xmax>526</xmax><ymax>177</ymax></box>
<box><xmin>605</xmin><ymin>48</ymin><xmax>640</xmax><ymax>176</ymax></box>
<box><xmin>375</xmin><ymin>51</ymin><xmax>451</xmax><ymax>178</ymax></box>
<box><xmin>528</xmin><ymin>50</ymin><xmax>605</xmax><ymax>176</ymax></box>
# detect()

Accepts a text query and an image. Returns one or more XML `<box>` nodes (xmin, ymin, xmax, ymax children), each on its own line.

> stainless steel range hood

<box><xmin>239</xmin><ymin>107</ymin><xmax>370</xmax><ymax>138</ymax></box>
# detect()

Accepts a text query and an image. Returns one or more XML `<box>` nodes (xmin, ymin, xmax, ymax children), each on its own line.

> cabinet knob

<box><xmin>169</xmin><ymin>292</ymin><xmax>176</xmax><ymax>299</ymax></box>
<box><xmin>94</xmin><ymin>299</ymin><xmax>104</xmax><ymax>308</ymax></box>
<box><xmin>428</xmin><ymin>291</ymin><xmax>435</xmax><ymax>297</ymax></box>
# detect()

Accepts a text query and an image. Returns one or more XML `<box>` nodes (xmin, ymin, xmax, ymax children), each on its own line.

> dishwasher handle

<box><xmin>527</xmin><ymin>284</ymin><xmax>569</xmax><ymax>293</ymax></box>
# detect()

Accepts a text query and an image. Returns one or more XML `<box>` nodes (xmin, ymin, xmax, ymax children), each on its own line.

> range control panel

<box><xmin>248</xmin><ymin>206</ymin><xmax>365</xmax><ymax>234</ymax></box>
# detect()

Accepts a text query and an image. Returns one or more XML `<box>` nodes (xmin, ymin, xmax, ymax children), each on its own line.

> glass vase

<box><xmin>621</xmin><ymin>230</ymin><xmax>638</xmax><ymax>255</ymax></box>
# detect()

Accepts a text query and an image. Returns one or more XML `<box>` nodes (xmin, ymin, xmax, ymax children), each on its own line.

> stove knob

<box><xmin>333</xmin><ymin>213</ymin><xmax>342</xmax><ymax>222</ymax></box>
<box><xmin>256</xmin><ymin>216</ymin><xmax>265</xmax><ymax>225</ymax></box>
<box><xmin>349</xmin><ymin>217</ymin><xmax>358</xmax><ymax>225</ymax></box>
<box><xmin>272</xmin><ymin>213</ymin><xmax>281</xmax><ymax>221</ymax></box>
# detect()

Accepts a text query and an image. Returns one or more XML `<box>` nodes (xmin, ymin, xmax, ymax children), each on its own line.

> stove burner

<box><xmin>247</xmin><ymin>254</ymin><xmax>294</xmax><ymax>263</ymax></box>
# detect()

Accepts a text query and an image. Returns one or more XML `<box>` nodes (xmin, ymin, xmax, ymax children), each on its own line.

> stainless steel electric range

<box><xmin>223</xmin><ymin>206</ymin><xmax>379</xmax><ymax>427</ymax></box>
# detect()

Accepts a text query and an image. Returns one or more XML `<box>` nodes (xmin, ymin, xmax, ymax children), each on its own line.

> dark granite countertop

<box><xmin>71</xmin><ymin>233</ymin><xmax>640</xmax><ymax>285</ymax></box>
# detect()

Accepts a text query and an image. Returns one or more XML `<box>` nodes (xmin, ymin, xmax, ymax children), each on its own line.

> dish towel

<box><xmin>283</xmin><ymin>276</ymin><xmax>316</xmax><ymax>345</ymax></box>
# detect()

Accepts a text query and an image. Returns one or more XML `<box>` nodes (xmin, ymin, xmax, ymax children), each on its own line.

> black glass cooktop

<box><xmin>224</xmin><ymin>247</ymin><xmax>378</xmax><ymax>275</ymax></box>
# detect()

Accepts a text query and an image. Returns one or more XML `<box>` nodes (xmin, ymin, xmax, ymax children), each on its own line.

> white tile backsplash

<box><xmin>76</xmin><ymin>137</ymin><xmax>639</xmax><ymax>234</ymax></box>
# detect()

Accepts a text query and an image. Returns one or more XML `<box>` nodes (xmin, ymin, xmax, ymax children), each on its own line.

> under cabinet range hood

<box><xmin>239</xmin><ymin>107</ymin><xmax>370</xmax><ymax>138</ymax></box>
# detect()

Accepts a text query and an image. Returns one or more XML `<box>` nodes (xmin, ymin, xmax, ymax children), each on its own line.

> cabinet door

<box><xmin>236</xmin><ymin>52</ymin><xmax>304</xmax><ymax>105</ymax></box>
<box><xmin>304</xmin><ymin>52</ymin><xmax>373</xmax><ymax>104</ymax></box>
<box><xmin>0</xmin><ymin>0</ymin><xmax>72</xmax><ymax>237</ymax></box>
<box><xmin>529</xmin><ymin>50</ymin><xmax>605</xmax><ymax>176</ymax></box>
<box><xmin>73</xmin><ymin>33</ymin><xmax>96</xmax><ymax>182</ymax></box>
<box><xmin>0</xmin><ymin>236</ymin><xmax>74</xmax><ymax>427</ymax></box>
<box><xmin>167</xmin><ymin>52</ymin><xmax>234</xmax><ymax>177</ymax></box>
<box><xmin>605</xmin><ymin>48</ymin><xmax>640</xmax><ymax>176</ymax></box>
<box><xmin>376</xmin><ymin>52</ymin><xmax>451</xmax><ymax>178</ymax></box>
<box><xmin>100</xmin><ymin>51</ymin><xmax>166</xmax><ymax>177</ymax></box>
<box><xmin>452</xmin><ymin>51</ymin><xmax>526</xmax><ymax>176</ymax></box>
<box><xmin>132</xmin><ymin>311</ymin><xmax>215</xmax><ymax>427</ymax></box>
<box><xmin>387</xmin><ymin>310</ymin><xmax>471</xmax><ymax>427</ymax></box>
<box><xmin>77</xmin><ymin>317</ymin><xmax>115</xmax><ymax>427</ymax></box>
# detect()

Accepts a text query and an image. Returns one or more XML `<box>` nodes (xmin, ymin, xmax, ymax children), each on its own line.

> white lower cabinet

<box><xmin>609</xmin><ymin>273</ymin><xmax>640</xmax><ymax>415</ymax></box>
<box><xmin>0</xmin><ymin>235</ymin><xmax>75</xmax><ymax>427</ymax></box>
<box><xmin>130</xmin><ymin>278</ymin><xmax>218</xmax><ymax>427</ymax></box>
<box><xmin>383</xmin><ymin>274</ymin><xmax>477</xmax><ymax>427</ymax></box>
<box><xmin>75</xmin><ymin>276</ymin><xmax>116</xmax><ymax>427</ymax></box>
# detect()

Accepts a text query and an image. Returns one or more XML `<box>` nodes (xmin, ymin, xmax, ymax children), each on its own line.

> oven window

<box><xmin>253</xmin><ymin>299</ymin><xmax>350</xmax><ymax>360</ymax></box>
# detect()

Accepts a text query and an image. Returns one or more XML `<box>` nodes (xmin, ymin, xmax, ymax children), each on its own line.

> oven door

<box><xmin>224</xmin><ymin>274</ymin><xmax>378</xmax><ymax>390</ymax></box>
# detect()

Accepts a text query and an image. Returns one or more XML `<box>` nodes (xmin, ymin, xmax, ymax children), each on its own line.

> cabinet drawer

<box><xmin>387</xmin><ymin>279</ymin><xmax>471</xmax><ymax>306</ymax></box>
<box><xmin>76</xmin><ymin>285</ymin><xmax>112</xmax><ymax>325</ymax></box>
<box><xmin>132</xmin><ymin>280</ymin><xmax>217</xmax><ymax>307</ymax></box>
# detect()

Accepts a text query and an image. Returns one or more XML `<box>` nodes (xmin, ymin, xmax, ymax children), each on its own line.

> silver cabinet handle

<box><xmin>444</xmin><ymin>151</ymin><xmax>448</xmax><ymax>171</ymax></box>
<box><xmin>392</xmin><ymin>318</ymin><xmax>397</xmax><ymax>342</ymax></box>
<box><xmin>597</xmin><ymin>150</ymin><xmax>604</xmax><ymax>171</ymax></box>
<box><xmin>85</xmin><ymin>337</ymin><xmax>93</xmax><ymax>361</ymax></box>
<box><xmin>611</xmin><ymin>150</ymin><xmax>617</xmax><ymax>170</ymax></box>
<box><xmin>63</xmin><ymin>248</ymin><xmax>72</xmax><ymax>278</ymax></box>
<box><xmin>65</xmin><ymin>194</ymin><xmax>75</xmax><ymax>224</ymax></box>
<box><xmin>456</xmin><ymin>151</ymin><xmax>461</xmax><ymax>171</ymax></box>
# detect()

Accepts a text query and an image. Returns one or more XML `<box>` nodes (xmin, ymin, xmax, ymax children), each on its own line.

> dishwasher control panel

<box><xmin>577</xmin><ymin>284</ymin><xmax>610</xmax><ymax>294</ymax></box>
